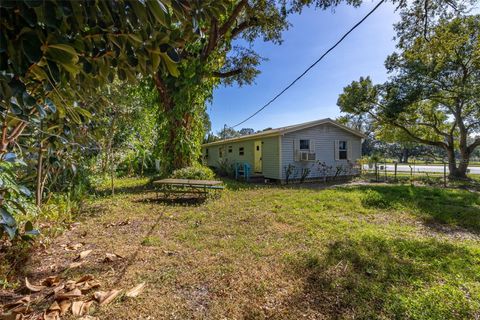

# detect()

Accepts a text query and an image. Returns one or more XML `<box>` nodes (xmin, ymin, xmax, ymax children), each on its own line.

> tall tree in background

<box><xmin>153</xmin><ymin>0</ymin><xmax>380</xmax><ymax>173</ymax></box>
<box><xmin>338</xmin><ymin>15</ymin><xmax>480</xmax><ymax>178</ymax></box>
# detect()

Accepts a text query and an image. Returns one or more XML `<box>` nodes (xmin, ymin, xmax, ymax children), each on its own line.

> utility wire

<box><xmin>230</xmin><ymin>0</ymin><xmax>385</xmax><ymax>128</ymax></box>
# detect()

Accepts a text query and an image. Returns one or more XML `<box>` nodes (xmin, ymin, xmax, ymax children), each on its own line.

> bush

<box><xmin>361</xmin><ymin>189</ymin><xmax>391</xmax><ymax>209</ymax></box>
<box><xmin>170</xmin><ymin>165</ymin><xmax>215</xmax><ymax>180</ymax></box>
<box><xmin>216</xmin><ymin>158</ymin><xmax>234</xmax><ymax>177</ymax></box>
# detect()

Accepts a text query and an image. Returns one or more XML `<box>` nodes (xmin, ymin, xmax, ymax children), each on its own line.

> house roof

<box><xmin>202</xmin><ymin>118</ymin><xmax>367</xmax><ymax>147</ymax></box>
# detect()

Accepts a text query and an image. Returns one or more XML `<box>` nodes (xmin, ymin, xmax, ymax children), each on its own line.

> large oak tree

<box><xmin>338</xmin><ymin>15</ymin><xmax>480</xmax><ymax>178</ymax></box>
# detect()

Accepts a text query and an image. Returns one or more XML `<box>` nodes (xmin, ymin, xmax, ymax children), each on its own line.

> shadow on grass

<box><xmin>352</xmin><ymin>185</ymin><xmax>480</xmax><ymax>233</ymax></box>
<box><xmin>133</xmin><ymin>195</ymin><xmax>207</xmax><ymax>207</ymax></box>
<box><xmin>285</xmin><ymin>235</ymin><xmax>480</xmax><ymax>319</ymax></box>
<box><xmin>220</xmin><ymin>177</ymin><xmax>270</xmax><ymax>191</ymax></box>
<box><xmin>94</xmin><ymin>182</ymin><xmax>150</xmax><ymax>197</ymax></box>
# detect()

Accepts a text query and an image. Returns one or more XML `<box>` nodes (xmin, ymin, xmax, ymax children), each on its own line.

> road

<box><xmin>363</xmin><ymin>164</ymin><xmax>480</xmax><ymax>175</ymax></box>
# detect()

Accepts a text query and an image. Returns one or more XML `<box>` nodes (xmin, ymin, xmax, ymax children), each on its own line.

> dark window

<box><xmin>256</xmin><ymin>145</ymin><xmax>260</xmax><ymax>151</ymax></box>
<box><xmin>228</xmin><ymin>146</ymin><xmax>233</xmax><ymax>153</ymax></box>
<box><xmin>206</xmin><ymin>148</ymin><xmax>209</xmax><ymax>156</ymax></box>
<box><xmin>300</xmin><ymin>139</ymin><xmax>310</xmax><ymax>150</ymax></box>
<box><xmin>219</xmin><ymin>147</ymin><xmax>224</xmax><ymax>158</ymax></box>
<box><xmin>239</xmin><ymin>147</ymin><xmax>244</xmax><ymax>156</ymax></box>
<box><xmin>339</xmin><ymin>141</ymin><xmax>347</xmax><ymax>160</ymax></box>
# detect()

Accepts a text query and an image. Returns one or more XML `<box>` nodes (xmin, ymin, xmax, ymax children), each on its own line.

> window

<box><xmin>219</xmin><ymin>147</ymin><xmax>224</xmax><ymax>158</ymax></box>
<box><xmin>228</xmin><ymin>146</ymin><xmax>233</xmax><ymax>153</ymax></box>
<box><xmin>339</xmin><ymin>140</ymin><xmax>347</xmax><ymax>160</ymax></box>
<box><xmin>205</xmin><ymin>148</ymin><xmax>209</xmax><ymax>158</ymax></box>
<box><xmin>299</xmin><ymin>139</ymin><xmax>310</xmax><ymax>150</ymax></box>
<box><xmin>239</xmin><ymin>147</ymin><xmax>244</xmax><ymax>156</ymax></box>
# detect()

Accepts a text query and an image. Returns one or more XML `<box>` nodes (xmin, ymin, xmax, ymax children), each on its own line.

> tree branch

<box><xmin>219</xmin><ymin>0</ymin><xmax>248</xmax><ymax>37</ymax></box>
<box><xmin>202</xmin><ymin>18</ymin><xmax>219</xmax><ymax>60</ymax></box>
<box><xmin>468</xmin><ymin>137</ymin><xmax>480</xmax><ymax>154</ymax></box>
<box><xmin>392</xmin><ymin>120</ymin><xmax>447</xmax><ymax>148</ymax></box>
<box><xmin>231</xmin><ymin>19</ymin><xmax>257</xmax><ymax>39</ymax></box>
<box><xmin>211</xmin><ymin>69</ymin><xmax>243</xmax><ymax>78</ymax></box>
<box><xmin>417</xmin><ymin>122</ymin><xmax>450</xmax><ymax>138</ymax></box>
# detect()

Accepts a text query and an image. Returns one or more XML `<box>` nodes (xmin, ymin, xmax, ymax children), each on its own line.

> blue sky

<box><xmin>207</xmin><ymin>1</ymin><xmax>400</xmax><ymax>133</ymax></box>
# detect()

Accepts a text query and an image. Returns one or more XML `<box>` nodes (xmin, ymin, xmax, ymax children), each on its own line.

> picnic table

<box><xmin>152</xmin><ymin>178</ymin><xmax>224</xmax><ymax>199</ymax></box>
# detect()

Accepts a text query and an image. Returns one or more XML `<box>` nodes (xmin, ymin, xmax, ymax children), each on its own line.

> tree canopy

<box><xmin>338</xmin><ymin>15</ymin><xmax>480</xmax><ymax>178</ymax></box>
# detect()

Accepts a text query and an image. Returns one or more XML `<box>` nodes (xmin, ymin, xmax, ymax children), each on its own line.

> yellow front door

<box><xmin>254</xmin><ymin>140</ymin><xmax>262</xmax><ymax>173</ymax></box>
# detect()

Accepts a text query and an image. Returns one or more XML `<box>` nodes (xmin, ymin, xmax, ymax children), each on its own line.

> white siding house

<box><xmin>201</xmin><ymin>118</ymin><xmax>365</xmax><ymax>182</ymax></box>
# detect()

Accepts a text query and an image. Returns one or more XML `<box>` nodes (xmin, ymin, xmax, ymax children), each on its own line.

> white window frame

<box><xmin>335</xmin><ymin>140</ymin><xmax>351</xmax><ymax>160</ymax></box>
<box><xmin>219</xmin><ymin>146</ymin><xmax>224</xmax><ymax>158</ymax></box>
<box><xmin>299</xmin><ymin>139</ymin><xmax>310</xmax><ymax>151</ymax></box>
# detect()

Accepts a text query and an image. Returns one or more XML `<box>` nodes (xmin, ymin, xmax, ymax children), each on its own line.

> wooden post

<box><xmin>384</xmin><ymin>158</ymin><xmax>387</xmax><ymax>182</ymax></box>
<box><xmin>443</xmin><ymin>162</ymin><xmax>447</xmax><ymax>188</ymax></box>
<box><xmin>394</xmin><ymin>162</ymin><xmax>397</xmax><ymax>181</ymax></box>
<box><xmin>409</xmin><ymin>165</ymin><xmax>413</xmax><ymax>186</ymax></box>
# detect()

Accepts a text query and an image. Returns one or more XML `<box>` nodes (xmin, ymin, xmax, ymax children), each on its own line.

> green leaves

<box><xmin>46</xmin><ymin>43</ymin><xmax>80</xmax><ymax>76</ymax></box>
<box><xmin>147</xmin><ymin>0</ymin><xmax>170</xmax><ymax>27</ymax></box>
<box><xmin>21</xmin><ymin>32</ymin><xmax>43</xmax><ymax>63</ymax></box>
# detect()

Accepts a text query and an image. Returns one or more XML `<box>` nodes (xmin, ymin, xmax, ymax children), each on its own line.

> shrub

<box><xmin>216</xmin><ymin>158</ymin><xmax>234</xmax><ymax>177</ymax></box>
<box><xmin>361</xmin><ymin>189</ymin><xmax>391</xmax><ymax>209</ymax></box>
<box><xmin>170</xmin><ymin>165</ymin><xmax>215</xmax><ymax>180</ymax></box>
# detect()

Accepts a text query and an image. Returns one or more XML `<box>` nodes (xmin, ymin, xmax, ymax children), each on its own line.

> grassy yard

<box><xmin>23</xmin><ymin>177</ymin><xmax>480</xmax><ymax>319</ymax></box>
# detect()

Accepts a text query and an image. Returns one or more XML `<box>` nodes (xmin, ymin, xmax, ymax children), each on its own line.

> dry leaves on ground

<box><xmin>75</xmin><ymin>250</ymin><xmax>92</xmax><ymax>261</ymax></box>
<box><xmin>1</xmin><ymin>250</ymin><xmax>145</xmax><ymax>319</ymax></box>
<box><xmin>125</xmin><ymin>283</ymin><xmax>146</xmax><ymax>298</ymax></box>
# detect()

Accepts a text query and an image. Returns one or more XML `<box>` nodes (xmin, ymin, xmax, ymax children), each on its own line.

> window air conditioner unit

<box><xmin>299</xmin><ymin>151</ymin><xmax>315</xmax><ymax>161</ymax></box>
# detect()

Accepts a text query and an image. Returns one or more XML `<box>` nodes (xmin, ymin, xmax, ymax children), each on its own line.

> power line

<box><xmin>230</xmin><ymin>0</ymin><xmax>385</xmax><ymax>128</ymax></box>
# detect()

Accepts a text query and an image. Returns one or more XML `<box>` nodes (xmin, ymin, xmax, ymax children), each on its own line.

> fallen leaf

<box><xmin>0</xmin><ymin>313</ymin><xmax>23</xmax><ymax>320</ymax></box>
<box><xmin>75</xmin><ymin>274</ymin><xmax>94</xmax><ymax>284</ymax></box>
<box><xmin>25</xmin><ymin>277</ymin><xmax>46</xmax><ymax>292</ymax></box>
<box><xmin>58</xmin><ymin>300</ymin><xmax>71</xmax><ymax>315</ymax></box>
<box><xmin>77</xmin><ymin>280</ymin><xmax>101</xmax><ymax>293</ymax></box>
<box><xmin>55</xmin><ymin>288</ymin><xmax>82</xmax><ymax>300</ymax></box>
<box><xmin>71</xmin><ymin>300</ymin><xmax>93</xmax><ymax>316</ymax></box>
<box><xmin>68</xmin><ymin>261</ymin><xmax>83</xmax><ymax>269</ymax></box>
<box><xmin>53</xmin><ymin>284</ymin><xmax>65</xmax><ymax>294</ymax></box>
<box><xmin>3</xmin><ymin>296</ymin><xmax>31</xmax><ymax>310</ymax></box>
<box><xmin>42</xmin><ymin>276</ymin><xmax>61</xmax><ymax>287</ymax></box>
<box><xmin>125</xmin><ymin>282</ymin><xmax>146</xmax><ymax>298</ymax></box>
<box><xmin>94</xmin><ymin>289</ymin><xmax>121</xmax><ymax>305</ymax></box>
<box><xmin>66</xmin><ymin>243</ymin><xmax>83</xmax><ymax>251</ymax></box>
<box><xmin>7</xmin><ymin>304</ymin><xmax>29</xmax><ymax>314</ymax></box>
<box><xmin>64</xmin><ymin>280</ymin><xmax>77</xmax><ymax>291</ymax></box>
<box><xmin>78</xmin><ymin>316</ymin><xmax>98</xmax><ymax>320</ymax></box>
<box><xmin>43</xmin><ymin>310</ymin><xmax>60</xmax><ymax>320</ymax></box>
<box><xmin>48</xmin><ymin>301</ymin><xmax>61</xmax><ymax>312</ymax></box>
<box><xmin>75</xmin><ymin>250</ymin><xmax>92</xmax><ymax>261</ymax></box>
<box><xmin>103</xmin><ymin>252</ymin><xmax>122</xmax><ymax>262</ymax></box>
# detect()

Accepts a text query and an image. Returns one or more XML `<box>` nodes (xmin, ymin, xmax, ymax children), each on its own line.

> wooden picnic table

<box><xmin>153</xmin><ymin>178</ymin><xmax>224</xmax><ymax>199</ymax></box>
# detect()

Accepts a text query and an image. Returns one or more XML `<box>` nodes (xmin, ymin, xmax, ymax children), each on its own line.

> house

<box><xmin>201</xmin><ymin>118</ymin><xmax>366</xmax><ymax>182</ymax></box>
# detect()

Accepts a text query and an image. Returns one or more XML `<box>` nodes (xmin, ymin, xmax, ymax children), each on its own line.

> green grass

<box><xmin>25</xmin><ymin>177</ymin><xmax>480</xmax><ymax>319</ymax></box>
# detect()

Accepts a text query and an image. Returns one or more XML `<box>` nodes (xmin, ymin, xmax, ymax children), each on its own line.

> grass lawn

<box><xmin>24</xmin><ymin>177</ymin><xmax>480</xmax><ymax>319</ymax></box>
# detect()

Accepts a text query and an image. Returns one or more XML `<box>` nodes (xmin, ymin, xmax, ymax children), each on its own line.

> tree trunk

<box><xmin>35</xmin><ymin>138</ymin><xmax>44</xmax><ymax>207</ymax></box>
<box><xmin>154</xmin><ymin>74</ymin><xmax>193</xmax><ymax>174</ymax></box>
<box><xmin>402</xmin><ymin>148</ymin><xmax>409</xmax><ymax>163</ymax></box>
<box><xmin>446</xmin><ymin>146</ymin><xmax>468</xmax><ymax>179</ymax></box>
